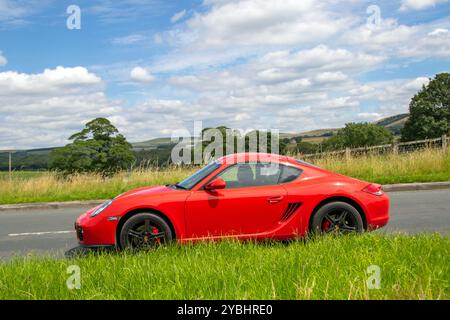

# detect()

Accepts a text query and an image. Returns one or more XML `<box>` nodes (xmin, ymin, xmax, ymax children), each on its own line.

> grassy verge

<box><xmin>0</xmin><ymin>148</ymin><xmax>449</xmax><ymax>205</ymax></box>
<box><xmin>0</xmin><ymin>234</ymin><xmax>448</xmax><ymax>300</ymax></box>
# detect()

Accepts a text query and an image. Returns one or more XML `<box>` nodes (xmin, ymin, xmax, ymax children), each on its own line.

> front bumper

<box><xmin>75</xmin><ymin>209</ymin><xmax>119</xmax><ymax>246</ymax></box>
<box><xmin>75</xmin><ymin>222</ymin><xmax>84</xmax><ymax>241</ymax></box>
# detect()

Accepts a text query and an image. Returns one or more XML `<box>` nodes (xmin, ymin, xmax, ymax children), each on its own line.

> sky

<box><xmin>0</xmin><ymin>0</ymin><xmax>449</xmax><ymax>149</ymax></box>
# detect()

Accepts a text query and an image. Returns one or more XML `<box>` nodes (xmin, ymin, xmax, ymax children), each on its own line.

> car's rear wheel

<box><xmin>311</xmin><ymin>201</ymin><xmax>364</xmax><ymax>235</ymax></box>
<box><xmin>119</xmin><ymin>213</ymin><xmax>173</xmax><ymax>250</ymax></box>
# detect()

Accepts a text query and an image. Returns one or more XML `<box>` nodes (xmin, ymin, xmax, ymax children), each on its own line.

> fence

<box><xmin>1</xmin><ymin>135</ymin><xmax>449</xmax><ymax>177</ymax></box>
<box><xmin>297</xmin><ymin>134</ymin><xmax>449</xmax><ymax>160</ymax></box>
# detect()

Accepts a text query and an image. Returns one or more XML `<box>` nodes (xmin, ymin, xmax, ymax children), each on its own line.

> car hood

<box><xmin>116</xmin><ymin>185</ymin><xmax>177</xmax><ymax>200</ymax></box>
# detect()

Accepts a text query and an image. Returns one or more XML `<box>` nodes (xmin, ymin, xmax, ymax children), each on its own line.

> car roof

<box><xmin>217</xmin><ymin>153</ymin><xmax>298</xmax><ymax>166</ymax></box>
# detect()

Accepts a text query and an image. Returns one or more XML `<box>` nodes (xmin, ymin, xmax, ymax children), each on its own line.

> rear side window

<box><xmin>279</xmin><ymin>166</ymin><xmax>303</xmax><ymax>184</ymax></box>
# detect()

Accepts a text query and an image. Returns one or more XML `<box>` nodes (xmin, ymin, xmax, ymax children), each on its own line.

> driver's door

<box><xmin>185</xmin><ymin>162</ymin><xmax>288</xmax><ymax>238</ymax></box>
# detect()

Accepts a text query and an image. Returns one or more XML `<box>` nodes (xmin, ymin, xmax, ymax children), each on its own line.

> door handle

<box><xmin>267</xmin><ymin>196</ymin><xmax>284</xmax><ymax>204</ymax></box>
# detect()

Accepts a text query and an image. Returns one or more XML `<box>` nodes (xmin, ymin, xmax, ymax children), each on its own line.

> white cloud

<box><xmin>400</xmin><ymin>0</ymin><xmax>448</xmax><ymax>11</ymax></box>
<box><xmin>357</xmin><ymin>113</ymin><xmax>382</xmax><ymax>121</ymax></box>
<box><xmin>0</xmin><ymin>66</ymin><xmax>102</xmax><ymax>96</ymax></box>
<box><xmin>0</xmin><ymin>0</ymin><xmax>52</xmax><ymax>26</ymax></box>
<box><xmin>0</xmin><ymin>67</ymin><xmax>123</xmax><ymax>149</ymax></box>
<box><xmin>344</xmin><ymin>18</ymin><xmax>418</xmax><ymax>51</ymax></box>
<box><xmin>428</xmin><ymin>28</ymin><xmax>449</xmax><ymax>36</ymax></box>
<box><xmin>130</xmin><ymin>67</ymin><xmax>155</xmax><ymax>83</ymax></box>
<box><xmin>256</xmin><ymin>46</ymin><xmax>384</xmax><ymax>74</ymax></box>
<box><xmin>112</xmin><ymin>34</ymin><xmax>147</xmax><ymax>45</ymax></box>
<box><xmin>0</xmin><ymin>51</ymin><xmax>6</xmax><ymax>65</ymax></box>
<box><xmin>399</xmin><ymin>28</ymin><xmax>450</xmax><ymax>58</ymax></box>
<box><xmin>170</xmin><ymin>9</ymin><xmax>186</xmax><ymax>23</ymax></box>
<box><xmin>168</xmin><ymin>0</ymin><xmax>351</xmax><ymax>50</ymax></box>
<box><xmin>170</xmin><ymin>46</ymin><xmax>382</xmax><ymax>94</ymax></box>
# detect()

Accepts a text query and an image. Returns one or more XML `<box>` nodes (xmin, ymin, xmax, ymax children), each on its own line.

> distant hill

<box><xmin>0</xmin><ymin>113</ymin><xmax>409</xmax><ymax>170</ymax></box>
<box><xmin>280</xmin><ymin>128</ymin><xmax>339</xmax><ymax>143</ymax></box>
<box><xmin>375</xmin><ymin>113</ymin><xmax>409</xmax><ymax>135</ymax></box>
<box><xmin>132</xmin><ymin>137</ymin><xmax>175</xmax><ymax>150</ymax></box>
<box><xmin>281</xmin><ymin>113</ymin><xmax>409</xmax><ymax>143</ymax></box>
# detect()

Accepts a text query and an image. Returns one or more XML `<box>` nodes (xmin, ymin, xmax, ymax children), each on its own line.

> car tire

<box><xmin>119</xmin><ymin>212</ymin><xmax>173</xmax><ymax>250</ymax></box>
<box><xmin>310</xmin><ymin>201</ymin><xmax>364</xmax><ymax>235</ymax></box>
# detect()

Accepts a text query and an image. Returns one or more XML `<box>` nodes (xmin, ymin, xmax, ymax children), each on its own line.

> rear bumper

<box><xmin>364</xmin><ymin>193</ymin><xmax>390</xmax><ymax>230</ymax></box>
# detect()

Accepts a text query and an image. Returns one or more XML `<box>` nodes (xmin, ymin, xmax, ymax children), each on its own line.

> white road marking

<box><xmin>8</xmin><ymin>231</ymin><xmax>75</xmax><ymax>237</ymax></box>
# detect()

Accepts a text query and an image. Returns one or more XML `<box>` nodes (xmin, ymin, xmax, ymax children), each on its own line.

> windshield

<box><xmin>177</xmin><ymin>160</ymin><xmax>222</xmax><ymax>190</ymax></box>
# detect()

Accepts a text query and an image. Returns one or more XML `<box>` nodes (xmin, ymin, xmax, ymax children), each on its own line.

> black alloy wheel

<box><xmin>119</xmin><ymin>213</ymin><xmax>173</xmax><ymax>250</ymax></box>
<box><xmin>311</xmin><ymin>201</ymin><xmax>364</xmax><ymax>235</ymax></box>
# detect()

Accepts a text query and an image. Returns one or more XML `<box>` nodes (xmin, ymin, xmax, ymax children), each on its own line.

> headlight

<box><xmin>90</xmin><ymin>200</ymin><xmax>113</xmax><ymax>217</ymax></box>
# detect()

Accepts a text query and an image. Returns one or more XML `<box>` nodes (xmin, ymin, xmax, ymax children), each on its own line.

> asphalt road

<box><xmin>0</xmin><ymin>189</ymin><xmax>449</xmax><ymax>260</ymax></box>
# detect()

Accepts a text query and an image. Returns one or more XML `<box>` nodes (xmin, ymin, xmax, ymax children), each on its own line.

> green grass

<box><xmin>0</xmin><ymin>234</ymin><xmax>448</xmax><ymax>300</ymax></box>
<box><xmin>0</xmin><ymin>148</ymin><xmax>449</xmax><ymax>205</ymax></box>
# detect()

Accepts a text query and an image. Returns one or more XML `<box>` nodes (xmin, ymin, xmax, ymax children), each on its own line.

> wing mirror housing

<box><xmin>204</xmin><ymin>178</ymin><xmax>227</xmax><ymax>191</ymax></box>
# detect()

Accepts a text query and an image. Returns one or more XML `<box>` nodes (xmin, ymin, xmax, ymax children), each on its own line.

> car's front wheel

<box><xmin>119</xmin><ymin>213</ymin><xmax>173</xmax><ymax>250</ymax></box>
<box><xmin>311</xmin><ymin>201</ymin><xmax>364</xmax><ymax>235</ymax></box>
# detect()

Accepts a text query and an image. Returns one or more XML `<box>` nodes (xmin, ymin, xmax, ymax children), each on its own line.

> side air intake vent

<box><xmin>281</xmin><ymin>202</ymin><xmax>302</xmax><ymax>221</ymax></box>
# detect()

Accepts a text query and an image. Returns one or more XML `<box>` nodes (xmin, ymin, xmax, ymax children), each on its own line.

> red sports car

<box><xmin>75</xmin><ymin>153</ymin><xmax>389</xmax><ymax>249</ymax></box>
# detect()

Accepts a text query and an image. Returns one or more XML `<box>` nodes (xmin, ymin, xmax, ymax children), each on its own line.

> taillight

<box><xmin>362</xmin><ymin>183</ymin><xmax>384</xmax><ymax>196</ymax></box>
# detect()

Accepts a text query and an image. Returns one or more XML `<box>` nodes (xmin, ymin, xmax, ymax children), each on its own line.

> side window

<box><xmin>255</xmin><ymin>162</ymin><xmax>281</xmax><ymax>186</ymax></box>
<box><xmin>216</xmin><ymin>162</ymin><xmax>281</xmax><ymax>189</ymax></box>
<box><xmin>214</xmin><ymin>162</ymin><xmax>302</xmax><ymax>189</ymax></box>
<box><xmin>279</xmin><ymin>165</ymin><xmax>303</xmax><ymax>184</ymax></box>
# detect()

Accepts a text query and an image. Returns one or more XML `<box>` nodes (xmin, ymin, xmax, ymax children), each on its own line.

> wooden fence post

<box><xmin>345</xmin><ymin>147</ymin><xmax>351</xmax><ymax>160</ymax></box>
<box><xmin>8</xmin><ymin>151</ymin><xmax>12</xmax><ymax>181</ymax></box>
<box><xmin>392</xmin><ymin>142</ymin><xmax>398</xmax><ymax>155</ymax></box>
<box><xmin>443</xmin><ymin>134</ymin><xmax>448</xmax><ymax>151</ymax></box>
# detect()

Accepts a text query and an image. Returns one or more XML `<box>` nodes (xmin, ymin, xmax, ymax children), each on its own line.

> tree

<box><xmin>295</xmin><ymin>141</ymin><xmax>320</xmax><ymax>154</ymax></box>
<box><xmin>322</xmin><ymin>122</ymin><xmax>394</xmax><ymax>150</ymax></box>
<box><xmin>193</xmin><ymin>126</ymin><xmax>287</xmax><ymax>162</ymax></box>
<box><xmin>401</xmin><ymin>73</ymin><xmax>450</xmax><ymax>141</ymax></box>
<box><xmin>50</xmin><ymin>118</ymin><xmax>135</xmax><ymax>175</ymax></box>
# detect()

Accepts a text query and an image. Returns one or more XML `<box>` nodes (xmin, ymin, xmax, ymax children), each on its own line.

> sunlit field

<box><xmin>0</xmin><ymin>148</ymin><xmax>449</xmax><ymax>205</ymax></box>
<box><xmin>0</xmin><ymin>234</ymin><xmax>448</xmax><ymax>300</ymax></box>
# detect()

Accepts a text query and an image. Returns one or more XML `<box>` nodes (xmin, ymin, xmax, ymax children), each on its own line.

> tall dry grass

<box><xmin>0</xmin><ymin>167</ymin><xmax>196</xmax><ymax>204</ymax></box>
<box><xmin>312</xmin><ymin>147</ymin><xmax>450</xmax><ymax>184</ymax></box>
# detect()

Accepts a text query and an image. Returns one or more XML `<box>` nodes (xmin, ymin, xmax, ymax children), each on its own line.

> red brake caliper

<box><xmin>152</xmin><ymin>226</ymin><xmax>161</xmax><ymax>244</ymax></box>
<box><xmin>322</xmin><ymin>219</ymin><xmax>331</xmax><ymax>232</ymax></box>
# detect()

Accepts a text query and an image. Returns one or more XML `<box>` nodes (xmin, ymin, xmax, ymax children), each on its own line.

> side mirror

<box><xmin>204</xmin><ymin>178</ymin><xmax>227</xmax><ymax>191</ymax></box>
